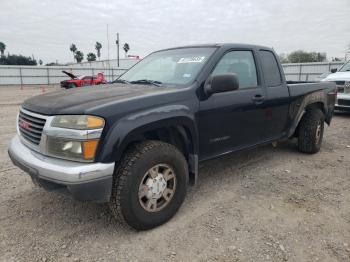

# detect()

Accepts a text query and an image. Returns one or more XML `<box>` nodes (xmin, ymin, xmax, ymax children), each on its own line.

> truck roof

<box><xmin>157</xmin><ymin>43</ymin><xmax>274</xmax><ymax>52</ymax></box>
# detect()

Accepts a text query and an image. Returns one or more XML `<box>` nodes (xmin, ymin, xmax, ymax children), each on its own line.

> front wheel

<box><xmin>297</xmin><ymin>109</ymin><xmax>325</xmax><ymax>154</ymax></box>
<box><xmin>66</xmin><ymin>83</ymin><xmax>76</xmax><ymax>89</ymax></box>
<box><xmin>109</xmin><ymin>141</ymin><xmax>188</xmax><ymax>230</ymax></box>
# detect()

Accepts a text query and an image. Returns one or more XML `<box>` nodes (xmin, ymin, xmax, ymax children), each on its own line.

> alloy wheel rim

<box><xmin>138</xmin><ymin>164</ymin><xmax>177</xmax><ymax>212</ymax></box>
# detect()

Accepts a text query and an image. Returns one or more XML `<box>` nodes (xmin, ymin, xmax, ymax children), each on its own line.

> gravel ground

<box><xmin>0</xmin><ymin>86</ymin><xmax>349</xmax><ymax>262</ymax></box>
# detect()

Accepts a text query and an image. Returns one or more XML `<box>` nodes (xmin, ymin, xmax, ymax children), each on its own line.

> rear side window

<box><xmin>211</xmin><ymin>51</ymin><xmax>258</xmax><ymax>89</ymax></box>
<box><xmin>259</xmin><ymin>50</ymin><xmax>282</xmax><ymax>86</ymax></box>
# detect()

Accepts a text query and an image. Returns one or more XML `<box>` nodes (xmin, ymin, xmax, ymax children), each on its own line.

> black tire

<box><xmin>298</xmin><ymin>109</ymin><xmax>325</xmax><ymax>154</ymax></box>
<box><xmin>109</xmin><ymin>140</ymin><xmax>188</xmax><ymax>230</ymax></box>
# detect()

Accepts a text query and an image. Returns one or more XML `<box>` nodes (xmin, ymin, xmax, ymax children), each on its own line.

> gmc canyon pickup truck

<box><xmin>8</xmin><ymin>44</ymin><xmax>336</xmax><ymax>230</ymax></box>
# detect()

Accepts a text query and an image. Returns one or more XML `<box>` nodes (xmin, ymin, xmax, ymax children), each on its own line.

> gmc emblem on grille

<box><xmin>19</xmin><ymin>120</ymin><xmax>30</xmax><ymax>130</ymax></box>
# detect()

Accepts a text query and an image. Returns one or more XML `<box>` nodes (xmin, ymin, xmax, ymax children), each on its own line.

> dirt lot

<box><xmin>0</xmin><ymin>86</ymin><xmax>349</xmax><ymax>262</ymax></box>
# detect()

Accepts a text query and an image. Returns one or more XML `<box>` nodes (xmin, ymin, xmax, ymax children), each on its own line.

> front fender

<box><xmin>96</xmin><ymin>104</ymin><xmax>198</xmax><ymax>163</ymax></box>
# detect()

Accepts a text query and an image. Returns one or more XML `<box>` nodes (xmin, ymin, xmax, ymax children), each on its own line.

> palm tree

<box><xmin>70</xmin><ymin>44</ymin><xmax>77</xmax><ymax>62</ymax></box>
<box><xmin>0</xmin><ymin>42</ymin><xmax>6</xmax><ymax>57</ymax></box>
<box><xmin>95</xmin><ymin>42</ymin><xmax>102</xmax><ymax>60</ymax></box>
<box><xmin>123</xmin><ymin>43</ymin><xmax>130</xmax><ymax>57</ymax></box>
<box><xmin>87</xmin><ymin>52</ymin><xmax>96</xmax><ymax>62</ymax></box>
<box><xmin>74</xmin><ymin>51</ymin><xmax>84</xmax><ymax>63</ymax></box>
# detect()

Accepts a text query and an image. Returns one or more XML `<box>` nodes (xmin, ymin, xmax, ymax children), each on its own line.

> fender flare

<box><xmin>287</xmin><ymin>91</ymin><xmax>328</xmax><ymax>137</ymax></box>
<box><xmin>97</xmin><ymin>105</ymin><xmax>198</xmax><ymax>179</ymax></box>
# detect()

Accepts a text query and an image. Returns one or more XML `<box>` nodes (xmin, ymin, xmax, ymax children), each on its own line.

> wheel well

<box><xmin>121</xmin><ymin>125</ymin><xmax>196</xmax><ymax>185</ymax></box>
<box><xmin>305</xmin><ymin>102</ymin><xmax>325</xmax><ymax>114</ymax></box>
<box><xmin>141</xmin><ymin>125</ymin><xmax>193</xmax><ymax>160</ymax></box>
<box><xmin>294</xmin><ymin>102</ymin><xmax>325</xmax><ymax>137</ymax></box>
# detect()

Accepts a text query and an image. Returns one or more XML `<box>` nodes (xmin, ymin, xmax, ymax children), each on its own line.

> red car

<box><xmin>60</xmin><ymin>71</ymin><xmax>106</xmax><ymax>88</ymax></box>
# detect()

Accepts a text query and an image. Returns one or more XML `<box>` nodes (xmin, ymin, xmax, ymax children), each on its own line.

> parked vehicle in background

<box><xmin>322</xmin><ymin>61</ymin><xmax>350</xmax><ymax>112</ymax></box>
<box><xmin>315</xmin><ymin>72</ymin><xmax>331</xmax><ymax>82</ymax></box>
<box><xmin>60</xmin><ymin>71</ymin><xmax>106</xmax><ymax>88</ymax></box>
<box><xmin>9</xmin><ymin>44</ymin><xmax>336</xmax><ymax>230</ymax></box>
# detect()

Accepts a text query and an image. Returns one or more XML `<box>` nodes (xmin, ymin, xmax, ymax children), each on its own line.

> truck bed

<box><xmin>287</xmin><ymin>81</ymin><xmax>335</xmax><ymax>97</ymax></box>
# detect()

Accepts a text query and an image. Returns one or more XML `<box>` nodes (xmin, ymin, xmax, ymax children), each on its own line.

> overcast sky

<box><xmin>1</xmin><ymin>0</ymin><xmax>349</xmax><ymax>64</ymax></box>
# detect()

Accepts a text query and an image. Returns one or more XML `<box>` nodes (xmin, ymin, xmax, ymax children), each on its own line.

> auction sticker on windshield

<box><xmin>178</xmin><ymin>56</ymin><xmax>205</xmax><ymax>63</ymax></box>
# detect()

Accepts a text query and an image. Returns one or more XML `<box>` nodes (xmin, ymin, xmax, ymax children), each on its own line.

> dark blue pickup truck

<box><xmin>9</xmin><ymin>44</ymin><xmax>336</xmax><ymax>230</ymax></box>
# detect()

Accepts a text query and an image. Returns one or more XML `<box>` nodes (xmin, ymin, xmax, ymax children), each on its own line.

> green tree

<box><xmin>0</xmin><ymin>42</ymin><xmax>6</xmax><ymax>57</ymax></box>
<box><xmin>70</xmin><ymin>43</ymin><xmax>77</xmax><ymax>62</ymax></box>
<box><xmin>74</xmin><ymin>50</ymin><xmax>84</xmax><ymax>63</ymax></box>
<box><xmin>123</xmin><ymin>43</ymin><xmax>130</xmax><ymax>57</ymax></box>
<box><xmin>278</xmin><ymin>53</ymin><xmax>289</xmax><ymax>63</ymax></box>
<box><xmin>287</xmin><ymin>50</ymin><xmax>327</xmax><ymax>63</ymax></box>
<box><xmin>95</xmin><ymin>42</ymin><xmax>102</xmax><ymax>60</ymax></box>
<box><xmin>39</xmin><ymin>59</ymin><xmax>43</xmax><ymax>65</ymax></box>
<box><xmin>87</xmin><ymin>52</ymin><xmax>96</xmax><ymax>62</ymax></box>
<box><xmin>0</xmin><ymin>54</ymin><xmax>37</xmax><ymax>65</ymax></box>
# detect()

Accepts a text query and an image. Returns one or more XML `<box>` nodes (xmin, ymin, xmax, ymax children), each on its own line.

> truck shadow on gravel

<box><xmin>23</xmin><ymin>140</ymin><xmax>302</xmax><ymax>232</ymax></box>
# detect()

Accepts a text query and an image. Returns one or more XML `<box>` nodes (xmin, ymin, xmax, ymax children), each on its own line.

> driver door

<box><xmin>198</xmin><ymin>50</ymin><xmax>267</xmax><ymax>160</ymax></box>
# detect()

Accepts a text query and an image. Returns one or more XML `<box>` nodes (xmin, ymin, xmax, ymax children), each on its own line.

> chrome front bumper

<box><xmin>8</xmin><ymin>135</ymin><xmax>115</xmax><ymax>202</ymax></box>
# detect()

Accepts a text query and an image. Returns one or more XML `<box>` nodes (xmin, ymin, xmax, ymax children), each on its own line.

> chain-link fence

<box><xmin>0</xmin><ymin>66</ymin><xmax>129</xmax><ymax>86</ymax></box>
<box><xmin>282</xmin><ymin>61</ymin><xmax>343</xmax><ymax>81</ymax></box>
<box><xmin>0</xmin><ymin>61</ymin><xmax>346</xmax><ymax>86</ymax></box>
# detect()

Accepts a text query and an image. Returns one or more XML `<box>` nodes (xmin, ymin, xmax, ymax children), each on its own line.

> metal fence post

<box><xmin>19</xmin><ymin>67</ymin><xmax>23</xmax><ymax>89</ymax></box>
<box><xmin>298</xmin><ymin>64</ymin><xmax>302</xmax><ymax>81</ymax></box>
<box><xmin>46</xmin><ymin>67</ymin><xmax>50</xmax><ymax>85</ymax></box>
<box><xmin>112</xmin><ymin>68</ymin><xmax>114</xmax><ymax>80</ymax></box>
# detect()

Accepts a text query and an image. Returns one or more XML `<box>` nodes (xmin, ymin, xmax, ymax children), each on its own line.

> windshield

<box><xmin>117</xmin><ymin>47</ymin><xmax>217</xmax><ymax>86</ymax></box>
<box><xmin>339</xmin><ymin>61</ymin><xmax>350</xmax><ymax>72</ymax></box>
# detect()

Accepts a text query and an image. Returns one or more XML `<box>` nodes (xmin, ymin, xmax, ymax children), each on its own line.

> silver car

<box><xmin>322</xmin><ymin>61</ymin><xmax>350</xmax><ymax>112</ymax></box>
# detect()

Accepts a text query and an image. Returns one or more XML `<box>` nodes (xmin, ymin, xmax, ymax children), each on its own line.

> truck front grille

<box><xmin>338</xmin><ymin>99</ymin><xmax>350</xmax><ymax>107</ymax></box>
<box><xmin>18</xmin><ymin>110</ymin><xmax>46</xmax><ymax>145</ymax></box>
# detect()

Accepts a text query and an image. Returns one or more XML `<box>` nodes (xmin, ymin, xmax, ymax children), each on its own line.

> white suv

<box><xmin>322</xmin><ymin>61</ymin><xmax>350</xmax><ymax>112</ymax></box>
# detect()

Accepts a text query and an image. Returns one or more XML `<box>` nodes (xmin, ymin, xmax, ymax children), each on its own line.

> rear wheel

<box><xmin>297</xmin><ymin>109</ymin><xmax>325</xmax><ymax>154</ymax></box>
<box><xmin>109</xmin><ymin>141</ymin><xmax>188</xmax><ymax>230</ymax></box>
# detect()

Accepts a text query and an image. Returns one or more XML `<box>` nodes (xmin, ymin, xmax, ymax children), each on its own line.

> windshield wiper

<box><xmin>112</xmin><ymin>79</ymin><xmax>130</xmax><ymax>84</ymax></box>
<box><xmin>130</xmin><ymin>79</ymin><xmax>162</xmax><ymax>86</ymax></box>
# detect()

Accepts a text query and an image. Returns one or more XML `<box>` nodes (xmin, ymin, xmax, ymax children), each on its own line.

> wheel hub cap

<box><xmin>138</xmin><ymin>164</ymin><xmax>177</xmax><ymax>212</ymax></box>
<box><xmin>145</xmin><ymin>173</ymin><xmax>167</xmax><ymax>199</ymax></box>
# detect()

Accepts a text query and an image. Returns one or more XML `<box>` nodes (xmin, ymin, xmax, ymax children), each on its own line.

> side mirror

<box><xmin>330</xmin><ymin>68</ymin><xmax>337</xmax><ymax>73</ymax></box>
<box><xmin>204</xmin><ymin>73</ymin><xmax>239</xmax><ymax>96</ymax></box>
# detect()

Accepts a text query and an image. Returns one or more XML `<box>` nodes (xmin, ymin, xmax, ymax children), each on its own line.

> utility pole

<box><xmin>116</xmin><ymin>33</ymin><xmax>120</xmax><ymax>67</ymax></box>
<box><xmin>107</xmin><ymin>24</ymin><xmax>110</xmax><ymax>62</ymax></box>
<box><xmin>107</xmin><ymin>24</ymin><xmax>111</xmax><ymax>80</ymax></box>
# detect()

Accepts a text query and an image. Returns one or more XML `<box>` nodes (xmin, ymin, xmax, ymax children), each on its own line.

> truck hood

<box><xmin>62</xmin><ymin>70</ymin><xmax>78</xmax><ymax>79</ymax></box>
<box><xmin>22</xmin><ymin>84</ymin><xmax>176</xmax><ymax>115</ymax></box>
<box><xmin>323</xmin><ymin>72</ymin><xmax>350</xmax><ymax>81</ymax></box>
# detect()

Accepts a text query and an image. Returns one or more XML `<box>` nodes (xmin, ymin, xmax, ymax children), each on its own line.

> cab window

<box><xmin>259</xmin><ymin>50</ymin><xmax>282</xmax><ymax>86</ymax></box>
<box><xmin>211</xmin><ymin>51</ymin><xmax>258</xmax><ymax>88</ymax></box>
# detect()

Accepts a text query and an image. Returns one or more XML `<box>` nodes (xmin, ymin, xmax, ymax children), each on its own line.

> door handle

<box><xmin>252</xmin><ymin>94</ymin><xmax>265</xmax><ymax>103</ymax></box>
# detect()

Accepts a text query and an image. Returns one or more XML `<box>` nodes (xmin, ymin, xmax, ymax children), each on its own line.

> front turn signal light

<box><xmin>83</xmin><ymin>140</ymin><xmax>99</xmax><ymax>160</ymax></box>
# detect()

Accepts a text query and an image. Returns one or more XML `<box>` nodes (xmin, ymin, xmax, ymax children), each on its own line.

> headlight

<box><xmin>47</xmin><ymin>137</ymin><xmax>99</xmax><ymax>162</ymax></box>
<box><xmin>51</xmin><ymin>115</ymin><xmax>104</xmax><ymax>130</ymax></box>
